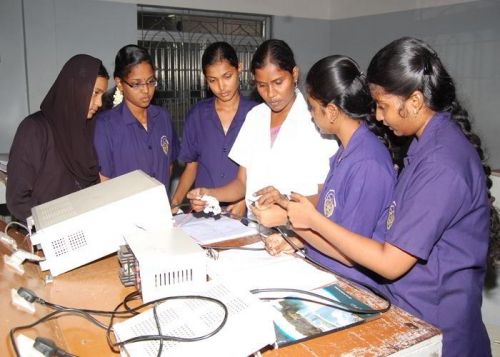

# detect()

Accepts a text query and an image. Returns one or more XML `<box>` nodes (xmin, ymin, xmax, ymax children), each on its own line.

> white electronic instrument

<box><xmin>30</xmin><ymin>170</ymin><xmax>172</xmax><ymax>276</ymax></box>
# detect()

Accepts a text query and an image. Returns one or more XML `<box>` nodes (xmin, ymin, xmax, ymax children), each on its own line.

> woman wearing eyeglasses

<box><xmin>94</xmin><ymin>44</ymin><xmax>179</xmax><ymax>190</ymax></box>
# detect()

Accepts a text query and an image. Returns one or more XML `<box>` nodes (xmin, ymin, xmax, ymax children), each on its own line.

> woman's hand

<box><xmin>287</xmin><ymin>192</ymin><xmax>318</xmax><ymax>229</ymax></box>
<box><xmin>186</xmin><ymin>187</ymin><xmax>210</xmax><ymax>212</ymax></box>
<box><xmin>225</xmin><ymin>199</ymin><xmax>247</xmax><ymax>219</ymax></box>
<box><xmin>251</xmin><ymin>204</ymin><xmax>288</xmax><ymax>227</ymax></box>
<box><xmin>264</xmin><ymin>233</ymin><xmax>295</xmax><ymax>256</ymax></box>
<box><xmin>254</xmin><ymin>186</ymin><xmax>288</xmax><ymax>206</ymax></box>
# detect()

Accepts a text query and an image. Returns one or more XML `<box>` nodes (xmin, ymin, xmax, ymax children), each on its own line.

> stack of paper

<box><xmin>174</xmin><ymin>213</ymin><xmax>258</xmax><ymax>245</ymax></box>
<box><xmin>207</xmin><ymin>242</ymin><xmax>337</xmax><ymax>292</ymax></box>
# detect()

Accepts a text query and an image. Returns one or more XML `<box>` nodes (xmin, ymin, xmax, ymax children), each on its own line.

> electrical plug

<box><xmin>4</xmin><ymin>249</ymin><xmax>45</xmax><ymax>275</ymax></box>
<box><xmin>15</xmin><ymin>334</ymin><xmax>44</xmax><ymax>357</ymax></box>
<box><xmin>0</xmin><ymin>231</ymin><xmax>17</xmax><ymax>250</ymax></box>
<box><xmin>11</xmin><ymin>288</ymin><xmax>36</xmax><ymax>314</ymax></box>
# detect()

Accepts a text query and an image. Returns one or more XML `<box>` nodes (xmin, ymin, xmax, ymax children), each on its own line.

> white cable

<box><xmin>5</xmin><ymin>221</ymin><xmax>30</xmax><ymax>234</ymax></box>
<box><xmin>4</xmin><ymin>221</ymin><xmax>33</xmax><ymax>253</ymax></box>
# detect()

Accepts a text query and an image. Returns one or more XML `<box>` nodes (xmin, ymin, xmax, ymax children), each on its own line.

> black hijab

<box><xmin>40</xmin><ymin>54</ymin><xmax>101</xmax><ymax>188</ymax></box>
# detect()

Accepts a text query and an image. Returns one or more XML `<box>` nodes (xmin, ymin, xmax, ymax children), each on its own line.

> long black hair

<box><xmin>113</xmin><ymin>44</ymin><xmax>154</xmax><ymax>79</ymax></box>
<box><xmin>98</xmin><ymin>62</ymin><xmax>109</xmax><ymax>79</ymax></box>
<box><xmin>367</xmin><ymin>37</ymin><xmax>500</xmax><ymax>288</ymax></box>
<box><xmin>306</xmin><ymin>55</ymin><xmax>399</xmax><ymax>164</ymax></box>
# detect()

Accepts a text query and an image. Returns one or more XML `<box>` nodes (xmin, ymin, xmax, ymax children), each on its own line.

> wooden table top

<box><xmin>1</xmin><ymin>221</ymin><xmax>441</xmax><ymax>356</ymax></box>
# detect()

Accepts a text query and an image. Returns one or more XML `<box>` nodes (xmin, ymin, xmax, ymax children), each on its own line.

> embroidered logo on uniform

<box><xmin>160</xmin><ymin>135</ymin><xmax>169</xmax><ymax>155</ymax></box>
<box><xmin>386</xmin><ymin>201</ymin><xmax>396</xmax><ymax>230</ymax></box>
<box><xmin>323</xmin><ymin>189</ymin><xmax>336</xmax><ymax>218</ymax></box>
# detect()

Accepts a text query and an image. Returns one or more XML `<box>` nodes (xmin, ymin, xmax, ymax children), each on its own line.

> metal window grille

<box><xmin>138</xmin><ymin>6</ymin><xmax>271</xmax><ymax>136</ymax></box>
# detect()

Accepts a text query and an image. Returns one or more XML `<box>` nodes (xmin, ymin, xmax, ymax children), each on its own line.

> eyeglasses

<box><xmin>121</xmin><ymin>78</ymin><xmax>158</xmax><ymax>90</ymax></box>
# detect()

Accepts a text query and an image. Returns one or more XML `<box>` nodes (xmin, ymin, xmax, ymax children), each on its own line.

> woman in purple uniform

<box><xmin>171</xmin><ymin>42</ymin><xmax>257</xmax><ymax>216</ymax></box>
<box><xmin>283</xmin><ymin>37</ymin><xmax>500</xmax><ymax>357</ymax></box>
<box><xmin>254</xmin><ymin>55</ymin><xmax>397</xmax><ymax>288</ymax></box>
<box><xmin>94</xmin><ymin>45</ymin><xmax>179</xmax><ymax>190</ymax></box>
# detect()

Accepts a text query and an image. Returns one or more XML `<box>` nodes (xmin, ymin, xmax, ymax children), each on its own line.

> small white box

<box><xmin>125</xmin><ymin>228</ymin><xmax>207</xmax><ymax>302</ymax></box>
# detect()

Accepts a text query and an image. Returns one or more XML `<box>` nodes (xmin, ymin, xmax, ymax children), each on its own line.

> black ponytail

<box><xmin>305</xmin><ymin>55</ymin><xmax>402</xmax><ymax>167</ymax></box>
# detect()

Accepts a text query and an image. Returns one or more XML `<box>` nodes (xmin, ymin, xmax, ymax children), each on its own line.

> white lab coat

<box><xmin>229</xmin><ymin>90</ymin><xmax>338</xmax><ymax>210</ymax></box>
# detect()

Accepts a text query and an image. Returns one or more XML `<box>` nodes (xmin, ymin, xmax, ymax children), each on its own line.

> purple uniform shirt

<box><xmin>384</xmin><ymin>112</ymin><xmax>490</xmax><ymax>357</ymax></box>
<box><xmin>94</xmin><ymin>102</ymin><xmax>179</xmax><ymax>189</ymax></box>
<box><xmin>308</xmin><ymin>123</ymin><xmax>395</xmax><ymax>288</ymax></box>
<box><xmin>178</xmin><ymin>96</ymin><xmax>257</xmax><ymax>188</ymax></box>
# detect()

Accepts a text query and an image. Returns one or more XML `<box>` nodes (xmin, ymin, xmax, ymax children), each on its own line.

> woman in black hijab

<box><xmin>6</xmin><ymin>54</ymin><xmax>109</xmax><ymax>222</ymax></box>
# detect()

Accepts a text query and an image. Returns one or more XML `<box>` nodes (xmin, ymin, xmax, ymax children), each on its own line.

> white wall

<box><xmin>484</xmin><ymin>174</ymin><xmax>500</xmax><ymax>327</ymax></box>
<box><xmin>97</xmin><ymin>0</ymin><xmax>477</xmax><ymax>20</ymax></box>
<box><xmin>23</xmin><ymin>0</ymin><xmax>137</xmax><ymax>114</ymax></box>
<box><xmin>326</xmin><ymin>1</ymin><xmax>500</xmax><ymax>169</ymax></box>
<box><xmin>272</xmin><ymin>16</ymin><xmax>332</xmax><ymax>82</ymax></box>
<box><xmin>99</xmin><ymin>0</ymin><xmax>335</xmax><ymax>20</ymax></box>
<box><xmin>0</xmin><ymin>0</ymin><xmax>29</xmax><ymax>153</ymax></box>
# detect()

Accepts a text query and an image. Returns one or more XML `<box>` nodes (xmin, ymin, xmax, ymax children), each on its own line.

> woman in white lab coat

<box><xmin>188</xmin><ymin>39</ymin><xmax>337</xmax><ymax>217</ymax></box>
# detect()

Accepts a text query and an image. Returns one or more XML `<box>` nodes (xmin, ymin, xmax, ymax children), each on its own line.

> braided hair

<box><xmin>367</xmin><ymin>37</ymin><xmax>500</xmax><ymax>288</ymax></box>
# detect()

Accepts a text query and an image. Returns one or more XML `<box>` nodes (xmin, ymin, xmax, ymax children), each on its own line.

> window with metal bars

<box><xmin>137</xmin><ymin>6</ymin><xmax>271</xmax><ymax>137</ymax></box>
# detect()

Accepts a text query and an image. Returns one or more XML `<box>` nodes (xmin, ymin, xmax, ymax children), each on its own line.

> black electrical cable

<box><xmin>111</xmin><ymin>295</ymin><xmax>229</xmax><ymax>350</ymax></box>
<box><xmin>288</xmin><ymin>247</ymin><xmax>392</xmax><ymax>313</ymax></box>
<box><xmin>250</xmin><ymin>287</ymin><xmax>386</xmax><ymax>314</ymax></box>
<box><xmin>11</xmin><ymin>288</ymin><xmax>229</xmax><ymax>357</ymax></box>
<box><xmin>274</xmin><ymin>225</ymin><xmax>304</xmax><ymax>255</ymax></box>
<box><xmin>122</xmin><ymin>290</ymin><xmax>142</xmax><ymax>315</ymax></box>
<box><xmin>9</xmin><ymin>310</ymin><xmax>99</xmax><ymax>357</ymax></box>
<box><xmin>10</xmin><ymin>310</ymin><xmax>60</xmax><ymax>357</ymax></box>
<box><xmin>153</xmin><ymin>303</ymin><xmax>164</xmax><ymax>357</ymax></box>
<box><xmin>15</xmin><ymin>288</ymin><xmax>136</xmax><ymax>318</ymax></box>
